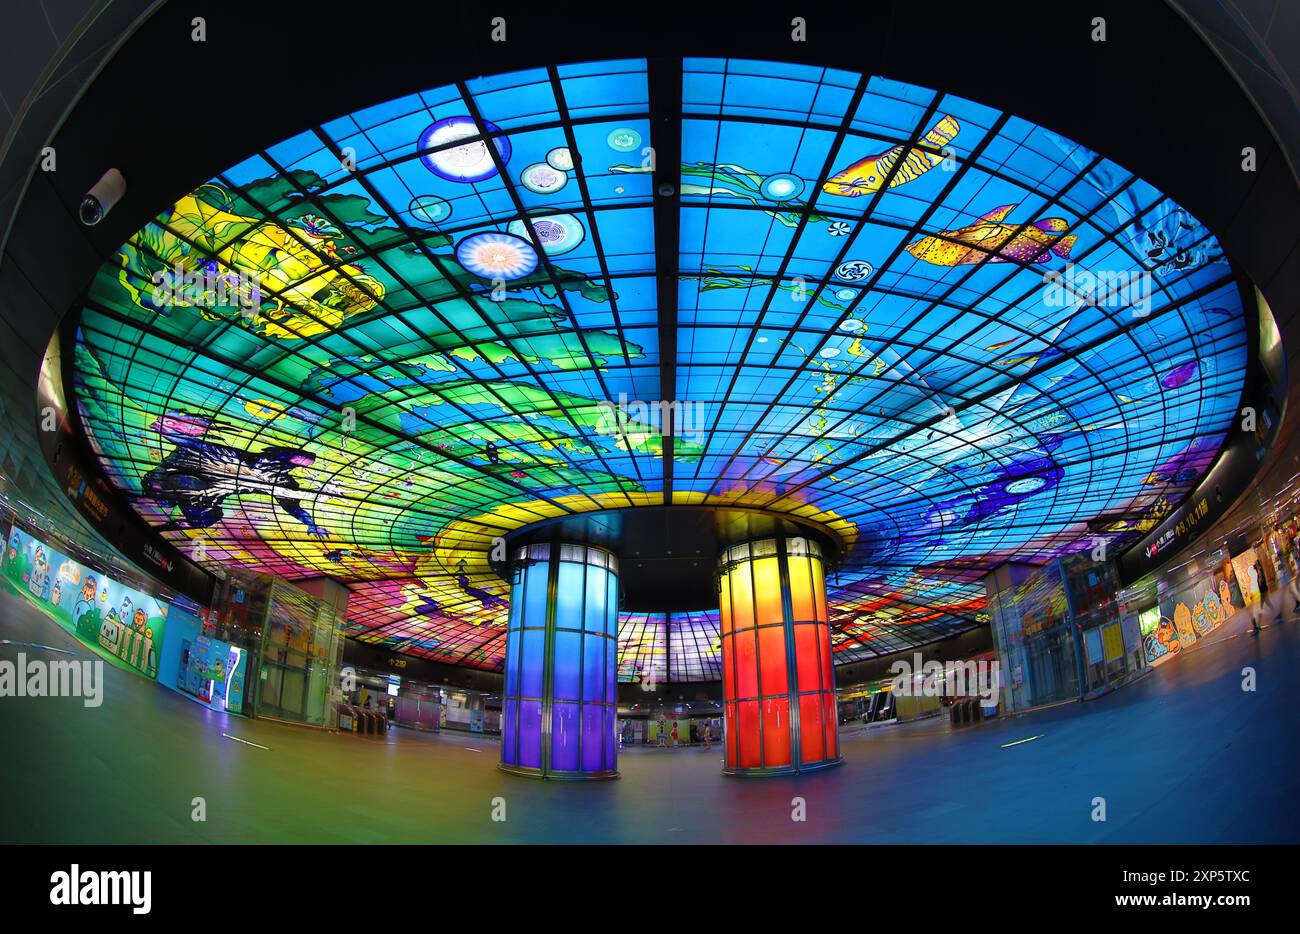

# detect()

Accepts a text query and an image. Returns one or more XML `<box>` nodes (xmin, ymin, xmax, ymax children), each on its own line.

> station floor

<box><xmin>2</xmin><ymin>585</ymin><xmax>1299</xmax><ymax>844</ymax></box>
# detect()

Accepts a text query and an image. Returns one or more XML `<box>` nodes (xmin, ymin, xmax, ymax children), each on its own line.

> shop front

<box><xmin>988</xmin><ymin>556</ymin><xmax>1145</xmax><ymax>714</ymax></box>
<box><xmin>252</xmin><ymin>577</ymin><xmax>346</xmax><ymax>728</ymax></box>
<box><xmin>157</xmin><ymin>607</ymin><xmax>250</xmax><ymax>715</ymax></box>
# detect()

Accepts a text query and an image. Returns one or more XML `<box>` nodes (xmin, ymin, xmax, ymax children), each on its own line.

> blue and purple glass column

<box><xmin>500</xmin><ymin>543</ymin><xmax>619</xmax><ymax>780</ymax></box>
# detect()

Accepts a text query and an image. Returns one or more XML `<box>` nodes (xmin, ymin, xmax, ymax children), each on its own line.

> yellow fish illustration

<box><xmin>120</xmin><ymin>191</ymin><xmax>386</xmax><ymax>339</ymax></box>
<box><xmin>906</xmin><ymin>204</ymin><xmax>1077</xmax><ymax>267</ymax></box>
<box><xmin>822</xmin><ymin>115</ymin><xmax>960</xmax><ymax>197</ymax></box>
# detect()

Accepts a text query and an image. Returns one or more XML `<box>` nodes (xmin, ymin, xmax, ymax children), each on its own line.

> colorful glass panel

<box><xmin>67</xmin><ymin>58</ymin><xmax>1248</xmax><ymax>678</ymax></box>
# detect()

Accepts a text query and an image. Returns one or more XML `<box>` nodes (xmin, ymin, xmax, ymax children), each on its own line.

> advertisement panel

<box><xmin>185</xmin><ymin>634</ymin><xmax>248</xmax><ymax>713</ymax></box>
<box><xmin>1141</xmin><ymin>578</ymin><xmax>1235</xmax><ymax>666</ymax></box>
<box><xmin>1230</xmin><ymin>550</ymin><xmax>1262</xmax><ymax>604</ymax></box>
<box><xmin>2</xmin><ymin>525</ymin><xmax>168</xmax><ymax>679</ymax></box>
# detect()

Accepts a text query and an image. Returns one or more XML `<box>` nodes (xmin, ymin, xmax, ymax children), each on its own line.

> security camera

<box><xmin>79</xmin><ymin>168</ymin><xmax>126</xmax><ymax>226</ymax></box>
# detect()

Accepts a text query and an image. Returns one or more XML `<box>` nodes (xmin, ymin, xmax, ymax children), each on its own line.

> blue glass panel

<box><xmin>606</xmin><ymin>574</ymin><xmax>619</xmax><ymax>636</ymax></box>
<box><xmin>606</xmin><ymin>637</ymin><xmax>618</xmax><ymax>703</ymax></box>
<box><xmin>581</xmin><ymin>704</ymin><xmax>604</xmax><ymax>772</ymax></box>
<box><xmin>584</xmin><ymin>566</ymin><xmax>610</xmax><ymax>632</ymax></box>
<box><xmin>551</xmin><ymin>701</ymin><xmax>580</xmax><ymax>772</ymax></box>
<box><xmin>518</xmin><ymin>701</ymin><xmax>542</xmax><ymax>769</ymax></box>
<box><xmin>505</xmin><ymin>629</ymin><xmax>521</xmax><ymax>696</ymax></box>
<box><xmin>555</xmin><ymin>560</ymin><xmax>585</xmax><ymax>630</ymax></box>
<box><xmin>502</xmin><ymin>699</ymin><xmax>518</xmax><ymax>765</ymax></box>
<box><xmin>552</xmin><ymin>631</ymin><xmax>582</xmax><ymax>701</ymax></box>
<box><xmin>522</xmin><ymin>561</ymin><xmax>550</xmax><ymax>629</ymax></box>
<box><xmin>583</xmin><ymin>633</ymin><xmax>606</xmax><ymax>702</ymax></box>
<box><xmin>520</xmin><ymin>630</ymin><xmax>545</xmax><ymax>698</ymax></box>
<box><xmin>507</xmin><ymin>573</ymin><xmax>525</xmax><ymax>630</ymax></box>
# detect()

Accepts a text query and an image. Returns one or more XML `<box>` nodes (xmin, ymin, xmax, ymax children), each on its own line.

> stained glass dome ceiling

<box><xmin>70</xmin><ymin>58</ymin><xmax>1248</xmax><ymax>680</ymax></box>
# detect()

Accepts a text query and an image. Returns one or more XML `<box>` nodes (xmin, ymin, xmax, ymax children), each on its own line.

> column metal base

<box><xmin>498</xmin><ymin>763</ymin><xmax>620</xmax><ymax>781</ymax></box>
<box><xmin>721</xmin><ymin>755</ymin><xmax>843</xmax><ymax>778</ymax></box>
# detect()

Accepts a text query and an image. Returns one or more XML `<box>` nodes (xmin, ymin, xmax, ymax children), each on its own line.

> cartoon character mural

<box><xmin>0</xmin><ymin>525</ymin><xmax>168</xmax><ymax>679</ymax></box>
<box><xmin>1141</xmin><ymin>579</ymin><xmax>1235</xmax><ymax>666</ymax></box>
<box><xmin>72</xmin><ymin>575</ymin><xmax>98</xmax><ymax>623</ymax></box>
<box><xmin>1197</xmin><ymin>587</ymin><xmax>1226</xmax><ymax>635</ymax></box>
<box><xmin>1153</xmin><ymin>615</ymin><xmax>1180</xmax><ymax>658</ymax></box>
<box><xmin>109</xmin><ymin>595</ymin><xmax>133</xmax><ymax>629</ymax></box>
<box><xmin>28</xmin><ymin>546</ymin><xmax>50</xmax><ymax>601</ymax></box>
<box><xmin>51</xmin><ymin>560</ymin><xmax>80</xmax><ymax>608</ymax></box>
<box><xmin>1173</xmin><ymin>602</ymin><xmax>1197</xmax><ymax>646</ymax></box>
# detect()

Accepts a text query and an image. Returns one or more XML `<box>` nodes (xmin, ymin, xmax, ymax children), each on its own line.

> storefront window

<box><xmin>989</xmin><ymin>556</ymin><xmax>1137</xmax><ymax>711</ymax></box>
<box><xmin>255</xmin><ymin>578</ymin><xmax>344</xmax><ymax>726</ymax></box>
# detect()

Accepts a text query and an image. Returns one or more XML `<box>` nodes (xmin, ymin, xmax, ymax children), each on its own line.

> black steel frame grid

<box><xmin>62</xmin><ymin>57</ymin><xmax>1256</xmax><ymax>678</ymax></box>
<box><xmin>669</xmin><ymin>73</ymin><xmax>1189</xmax><ymax>654</ymax></box>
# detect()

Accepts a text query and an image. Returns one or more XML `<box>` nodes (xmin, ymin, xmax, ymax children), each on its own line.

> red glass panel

<box><xmin>793</xmin><ymin>623</ymin><xmax>820</xmax><ymax>691</ymax></box>
<box><xmin>819</xmin><ymin>623</ymin><xmax>834</xmax><ymax>690</ymax></box>
<box><xmin>762</xmin><ymin>697</ymin><xmax>791</xmax><ymax>767</ymax></box>
<box><xmin>757</xmin><ymin>624</ymin><xmax>788</xmax><ymax>696</ymax></box>
<box><xmin>725</xmin><ymin>701</ymin><xmax>738</xmax><ymax>765</ymax></box>
<box><xmin>721</xmin><ymin>632</ymin><xmax>735</xmax><ymax>695</ymax></box>
<box><xmin>738</xmin><ymin>700</ymin><xmax>761</xmax><ymax>768</ymax></box>
<box><xmin>735</xmin><ymin>629</ymin><xmax>758</xmax><ymax>699</ymax></box>
<box><xmin>800</xmin><ymin>693</ymin><xmax>825</xmax><ymax>763</ymax></box>
<box><xmin>823</xmin><ymin>692</ymin><xmax>839</xmax><ymax>758</ymax></box>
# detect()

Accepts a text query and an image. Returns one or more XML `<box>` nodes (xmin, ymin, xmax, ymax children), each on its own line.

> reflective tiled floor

<box><xmin>2</xmin><ymin>586</ymin><xmax>1298</xmax><ymax>843</ymax></box>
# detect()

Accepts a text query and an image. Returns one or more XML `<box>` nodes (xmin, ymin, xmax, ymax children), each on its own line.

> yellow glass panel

<box><xmin>719</xmin><ymin>569</ymin><xmax>733</xmax><ymax>635</ymax></box>
<box><xmin>728</xmin><ymin>565</ymin><xmax>755</xmax><ymax>632</ymax></box>
<box><xmin>788</xmin><ymin>554</ymin><xmax>815</xmax><ymax>621</ymax></box>
<box><xmin>811</xmin><ymin>557</ymin><xmax>827</xmax><ymax>622</ymax></box>
<box><xmin>752</xmin><ymin>556</ymin><xmax>783</xmax><ymax>627</ymax></box>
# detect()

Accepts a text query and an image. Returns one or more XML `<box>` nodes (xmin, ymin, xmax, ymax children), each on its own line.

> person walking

<box><xmin>702</xmin><ymin>720</ymin><xmax>713</xmax><ymax>751</ymax></box>
<box><xmin>1280</xmin><ymin>549</ymin><xmax>1300</xmax><ymax>617</ymax></box>
<box><xmin>1251</xmin><ymin>557</ymin><xmax>1269</xmax><ymax>634</ymax></box>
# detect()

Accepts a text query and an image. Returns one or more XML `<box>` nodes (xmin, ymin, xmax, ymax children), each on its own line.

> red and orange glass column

<box><xmin>718</xmin><ymin>535</ymin><xmax>841</xmax><ymax>776</ymax></box>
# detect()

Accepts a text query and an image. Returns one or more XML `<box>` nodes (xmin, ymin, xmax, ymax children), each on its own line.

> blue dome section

<box><xmin>68</xmin><ymin>58</ymin><xmax>1248</xmax><ymax>678</ymax></box>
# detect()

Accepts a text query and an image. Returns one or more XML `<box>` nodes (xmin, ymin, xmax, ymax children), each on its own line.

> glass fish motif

<box><xmin>823</xmin><ymin>115</ymin><xmax>960</xmax><ymax>197</ymax></box>
<box><xmin>906</xmin><ymin>204</ymin><xmax>1077</xmax><ymax>266</ymax></box>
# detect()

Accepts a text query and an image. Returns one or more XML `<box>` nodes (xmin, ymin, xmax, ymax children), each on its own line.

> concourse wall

<box><xmin>1120</xmin><ymin>494</ymin><xmax>1300</xmax><ymax>667</ymax></box>
<box><xmin>0</xmin><ymin>505</ymin><xmax>201</xmax><ymax>682</ymax></box>
<box><xmin>0</xmin><ymin>499</ymin><xmax>335</xmax><ymax>725</ymax></box>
